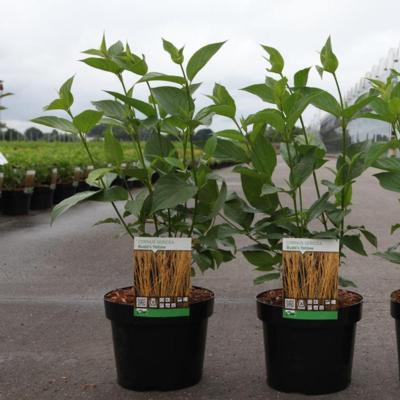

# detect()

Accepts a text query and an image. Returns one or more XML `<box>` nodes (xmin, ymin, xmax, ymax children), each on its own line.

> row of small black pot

<box><xmin>0</xmin><ymin>178</ymin><xmax>144</xmax><ymax>216</ymax></box>
<box><xmin>0</xmin><ymin>161</ymin><xmax>236</xmax><ymax>217</ymax></box>
<box><xmin>106</xmin><ymin>287</ymin><xmax>400</xmax><ymax>395</ymax></box>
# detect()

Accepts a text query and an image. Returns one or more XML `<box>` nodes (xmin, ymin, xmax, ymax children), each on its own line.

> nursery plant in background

<box><xmin>362</xmin><ymin>70</ymin><xmax>400</xmax><ymax>378</ymax></box>
<box><xmin>33</xmin><ymin>35</ymin><xmax>235</xmax><ymax>391</ymax></box>
<box><xmin>205</xmin><ymin>37</ymin><xmax>392</xmax><ymax>394</ymax></box>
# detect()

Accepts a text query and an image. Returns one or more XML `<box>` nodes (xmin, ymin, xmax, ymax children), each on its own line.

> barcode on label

<box><xmin>284</xmin><ymin>298</ymin><xmax>296</xmax><ymax>310</ymax></box>
<box><xmin>136</xmin><ymin>297</ymin><xmax>148</xmax><ymax>308</ymax></box>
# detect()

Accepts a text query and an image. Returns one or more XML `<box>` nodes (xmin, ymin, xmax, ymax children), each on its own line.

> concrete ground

<box><xmin>1</xmin><ymin>158</ymin><xmax>400</xmax><ymax>399</ymax></box>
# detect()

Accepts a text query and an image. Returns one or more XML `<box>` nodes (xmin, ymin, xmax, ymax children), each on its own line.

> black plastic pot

<box><xmin>104</xmin><ymin>286</ymin><xmax>214</xmax><ymax>391</ymax></box>
<box><xmin>53</xmin><ymin>183</ymin><xmax>77</xmax><ymax>204</ymax></box>
<box><xmin>390</xmin><ymin>290</ymin><xmax>400</xmax><ymax>379</ymax></box>
<box><xmin>257</xmin><ymin>289</ymin><xmax>363</xmax><ymax>395</ymax></box>
<box><xmin>76</xmin><ymin>181</ymin><xmax>90</xmax><ymax>193</ymax></box>
<box><xmin>1</xmin><ymin>189</ymin><xmax>32</xmax><ymax>215</ymax></box>
<box><xmin>31</xmin><ymin>185</ymin><xmax>54</xmax><ymax>210</ymax></box>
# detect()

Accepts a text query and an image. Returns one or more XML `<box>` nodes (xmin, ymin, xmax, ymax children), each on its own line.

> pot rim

<box><xmin>256</xmin><ymin>287</ymin><xmax>363</xmax><ymax>310</ymax></box>
<box><xmin>104</xmin><ymin>285</ymin><xmax>214</xmax><ymax>306</ymax></box>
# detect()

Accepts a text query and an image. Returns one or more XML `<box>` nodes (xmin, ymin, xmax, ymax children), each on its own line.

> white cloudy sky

<box><xmin>1</xmin><ymin>0</ymin><xmax>400</xmax><ymax>133</ymax></box>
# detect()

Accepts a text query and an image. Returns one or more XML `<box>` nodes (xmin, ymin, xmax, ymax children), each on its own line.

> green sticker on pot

<box><xmin>133</xmin><ymin>296</ymin><xmax>190</xmax><ymax>318</ymax></box>
<box><xmin>282</xmin><ymin>298</ymin><xmax>338</xmax><ymax>320</ymax></box>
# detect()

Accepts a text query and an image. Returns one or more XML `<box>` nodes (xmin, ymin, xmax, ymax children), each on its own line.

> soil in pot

<box><xmin>104</xmin><ymin>286</ymin><xmax>214</xmax><ymax>391</ymax></box>
<box><xmin>1</xmin><ymin>189</ymin><xmax>32</xmax><ymax>215</ymax></box>
<box><xmin>53</xmin><ymin>182</ymin><xmax>77</xmax><ymax>204</ymax></box>
<box><xmin>390</xmin><ymin>290</ymin><xmax>400</xmax><ymax>379</ymax></box>
<box><xmin>31</xmin><ymin>185</ymin><xmax>54</xmax><ymax>210</ymax></box>
<box><xmin>257</xmin><ymin>288</ymin><xmax>363</xmax><ymax>395</ymax></box>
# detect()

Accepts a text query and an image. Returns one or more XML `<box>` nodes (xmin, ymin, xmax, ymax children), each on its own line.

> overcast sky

<box><xmin>1</xmin><ymin>0</ymin><xmax>400</xmax><ymax>133</ymax></box>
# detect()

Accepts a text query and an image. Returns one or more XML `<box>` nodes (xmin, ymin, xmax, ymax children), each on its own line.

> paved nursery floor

<box><xmin>1</xmin><ymin>158</ymin><xmax>400</xmax><ymax>400</ymax></box>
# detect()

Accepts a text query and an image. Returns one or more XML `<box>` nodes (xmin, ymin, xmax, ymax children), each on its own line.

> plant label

<box><xmin>282</xmin><ymin>238</ymin><xmax>339</xmax><ymax>320</ymax></box>
<box><xmin>24</xmin><ymin>170</ymin><xmax>36</xmax><ymax>193</ymax></box>
<box><xmin>0</xmin><ymin>152</ymin><xmax>8</xmax><ymax>166</ymax></box>
<box><xmin>133</xmin><ymin>237</ymin><xmax>192</xmax><ymax>318</ymax></box>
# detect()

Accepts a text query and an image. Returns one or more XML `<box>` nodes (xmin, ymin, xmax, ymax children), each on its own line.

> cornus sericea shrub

<box><xmin>206</xmin><ymin>37</ymin><xmax>395</xmax><ymax>285</ymax></box>
<box><xmin>32</xmin><ymin>36</ymin><xmax>236</xmax><ymax>275</ymax></box>
<box><xmin>364</xmin><ymin>70</ymin><xmax>400</xmax><ymax>263</ymax></box>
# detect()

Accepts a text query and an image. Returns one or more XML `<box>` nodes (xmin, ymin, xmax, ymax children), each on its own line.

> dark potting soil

<box><xmin>105</xmin><ymin>286</ymin><xmax>214</xmax><ymax>305</ymax></box>
<box><xmin>391</xmin><ymin>289</ymin><xmax>400</xmax><ymax>303</ymax></box>
<box><xmin>258</xmin><ymin>288</ymin><xmax>362</xmax><ymax>308</ymax></box>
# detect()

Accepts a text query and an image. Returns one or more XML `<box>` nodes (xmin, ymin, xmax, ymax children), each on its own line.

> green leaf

<box><xmin>373</xmin><ymin>157</ymin><xmax>400</xmax><ymax>172</ymax></box>
<box><xmin>306</xmin><ymin>192</ymin><xmax>330</xmax><ymax>222</ymax></box>
<box><xmin>210</xmin><ymin>182</ymin><xmax>227</xmax><ymax>218</ymax></box>
<box><xmin>51</xmin><ymin>190</ymin><xmax>99</xmax><ymax>224</ymax></box>
<box><xmin>223</xmin><ymin>193</ymin><xmax>254</xmax><ymax>229</ymax></box>
<box><xmin>162</xmin><ymin>38</ymin><xmax>184</xmax><ymax>64</ymax></box>
<box><xmin>339</xmin><ymin>276</ymin><xmax>357</xmax><ymax>287</ymax></box>
<box><xmin>151</xmin><ymin>173</ymin><xmax>198</xmax><ymax>213</ymax></box>
<box><xmin>360</xmin><ymin>229</ymin><xmax>377</xmax><ymax>248</ymax></box>
<box><xmin>261</xmin><ymin>45</ymin><xmax>284</xmax><ymax>74</ymax></box>
<box><xmin>137</xmin><ymin>72</ymin><xmax>185</xmax><ymax>85</ymax></box>
<box><xmin>204</xmin><ymin>135</ymin><xmax>217</xmax><ymax>159</ymax></box>
<box><xmin>86</xmin><ymin>168</ymin><xmax>114</xmax><ymax>188</ymax></box>
<box><xmin>294</xmin><ymin>67</ymin><xmax>311</xmax><ymax>88</ymax></box>
<box><xmin>254</xmin><ymin>273</ymin><xmax>281</xmax><ymax>285</ymax></box>
<box><xmin>104</xmin><ymin>128</ymin><xmax>123</xmax><ymax>165</ymax></box>
<box><xmin>105</xmin><ymin>91</ymin><xmax>156</xmax><ymax>117</ymax></box>
<box><xmin>92</xmin><ymin>186</ymin><xmax>129</xmax><ymax>202</ymax></box>
<box><xmin>343</xmin><ymin>235</ymin><xmax>367</xmax><ymax>256</ymax></box>
<box><xmin>125</xmin><ymin>191</ymin><xmax>147</xmax><ymax>217</ymax></box>
<box><xmin>237</xmin><ymin>167</ymin><xmax>279</xmax><ymax>213</ymax></box>
<box><xmin>196</xmin><ymin>104</ymin><xmax>234</xmax><ymax>119</ymax></box>
<box><xmin>261</xmin><ymin>184</ymin><xmax>282</xmax><ymax>195</ymax></box>
<box><xmin>249</xmin><ymin>130</ymin><xmax>277</xmax><ymax>178</ymax></box>
<box><xmin>144</xmin><ymin>131</ymin><xmax>175</xmax><ymax>162</ymax></box>
<box><xmin>31</xmin><ymin>116</ymin><xmax>78</xmax><ymax>134</ymax></box>
<box><xmin>80</xmin><ymin>57</ymin><xmax>122</xmax><ymax>74</ymax></box>
<box><xmin>92</xmin><ymin>100</ymin><xmax>126</xmax><ymax>120</ymax></box>
<box><xmin>215</xmin><ymin>129</ymin><xmax>246</xmax><ymax>143</ymax></box>
<box><xmin>186</xmin><ymin>41</ymin><xmax>226</xmax><ymax>81</ymax></box>
<box><xmin>241</xmin><ymin>84</ymin><xmax>274</xmax><ymax>103</ymax></box>
<box><xmin>391</xmin><ymin>224</ymin><xmax>400</xmax><ymax>234</ymax></box>
<box><xmin>207</xmin><ymin>83</ymin><xmax>236</xmax><ymax>118</ymax></box>
<box><xmin>93</xmin><ymin>218</ymin><xmax>121</xmax><ymax>226</ymax></box>
<box><xmin>163</xmin><ymin>157</ymin><xmax>185</xmax><ymax>170</ymax></box>
<box><xmin>320</xmin><ymin>36</ymin><xmax>338</xmax><ymax>73</ymax></box>
<box><xmin>364</xmin><ymin>142</ymin><xmax>391</xmax><ymax>168</ymax></box>
<box><xmin>376</xmin><ymin>250</ymin><xmax>400</xmax><ymax>264</ymax></box>
<box><xmin>73</xmin><ymin>110</ymin><xmax>103</xmax><ymax>133</ymax></box>
<box><xmin>43</xmin><ymin>99</ymin><xmax>70</xmax><ymax>111</ymax></box>
<box><xmin>59</xmin><ymin>76</ymin><xmax>74</xmax><ymax>108</ymax></box>
<box><xmin>245</xmin><ymin>109</ymin><xmax>285</xmax><ymax>133</ymax></box>
<box><xmin>300</xmin><ymin>87</ymin><xmax>341</xmax><ymax>117</ymax></box>
<box><xmin>214</xmin><ymin>139</ymin><xmax>248</xmax><ymax>162</ymax></box>
<box><xmin>291</xmin><ymin>148</ymin><xmax>320</xmax><ymax>188</ymax></box>
<box><xmin>343</xmin><ymin>94</ymin><xmax>376</xmax><ymax>119</ymax></box>
<box><xmin>242</xmin><ymin>247</ymin><xmax>277</xmax><ymax>269</ymax></box>
<box><xmin>151</xmin><ymin>86</ymin><xmax>191</xmax><ymax>119</ymax></box>
<box><xmin>374</xmin><ymin>172</ymin><xmax>400</xmax><ymax>192</ymax></box>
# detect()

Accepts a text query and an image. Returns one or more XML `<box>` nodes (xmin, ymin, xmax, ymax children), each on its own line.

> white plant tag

<box><xmin>134</xmin><ymin>237</ymin><xmax>192</xmax><ymax>252</ymax></box>
<box><xmin>0</xmin><ymin>152</ymin><xmax>8</xmax><ymax>165</ymax></box>
<box><xmin>283</xmin><ymin>238</ymin><xmax>339</xmax><ymax>254</ymax></box>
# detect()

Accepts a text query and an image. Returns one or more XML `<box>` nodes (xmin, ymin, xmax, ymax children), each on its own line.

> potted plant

<box><xmin>206</xmin><ymin>38</ymin><xmax>389</xmax><ymax>394</ymax></box>
<box><xmin>359</xmin><ymin>70</ymin><xmax>400</xmax><ymax>377</ymax></box>
<box><xmin>33</xmin><ymin>36</ymin><xmax>234</xmax><ymax>391</ymax></box>
<box><xmin>0</xmin><ymin>164</ymin><xmax>35</xmax><ymax>215</ymax></box>
<box><xmin>30</xmin><ymin>163</ymin><xmax>57</xmax><ymax>210</ymax></box>
<box><xmin>53</xmin><ymin>160</ymin><xmax>78</xmax><ymax>204</ymax></box>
